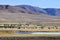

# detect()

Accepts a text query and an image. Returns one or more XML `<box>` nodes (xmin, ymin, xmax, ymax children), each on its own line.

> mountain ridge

<box><xmin>16</xmin><ymin>5</ymin><xmax>60</xmax><ymax>16</ymax></box>
<box><xmin>0</xmin><ymin>5</ymin><xmax>60</xmax><ymax>16</ymax></box>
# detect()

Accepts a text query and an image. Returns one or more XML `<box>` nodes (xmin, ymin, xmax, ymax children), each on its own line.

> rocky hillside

<box><xmin>0</xmin><ymin>5</ymin><xmax>60</xmax><ymax>22</ymax></box>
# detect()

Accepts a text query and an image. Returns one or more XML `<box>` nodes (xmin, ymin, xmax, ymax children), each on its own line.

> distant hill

<box><xmin>16</xmin><ymin>5</ymin><xmax>60</xmax><ymax>16</ymax></box>
<box><xmin>0</xmin><ymin>5</ymin><xmax>60</xmax><ymax>22</ymax></box>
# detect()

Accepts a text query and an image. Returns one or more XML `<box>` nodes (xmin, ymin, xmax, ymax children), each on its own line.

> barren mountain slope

<box><xmin>0</xmin><ymin>5</ymin><xmax>60</xmax><ymax>22</ymax></box>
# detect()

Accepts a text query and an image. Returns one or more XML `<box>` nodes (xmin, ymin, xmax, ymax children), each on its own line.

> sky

<box><xmin>0</xmin><ymin>0</ymin><xmax>60</xmax><ymax>8</ymax></box>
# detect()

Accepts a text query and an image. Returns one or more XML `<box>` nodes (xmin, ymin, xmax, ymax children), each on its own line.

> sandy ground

<box><xmin>0</xmin><ymin>36</ymin><xmax>60</xmax><ymax>40</ymax></box>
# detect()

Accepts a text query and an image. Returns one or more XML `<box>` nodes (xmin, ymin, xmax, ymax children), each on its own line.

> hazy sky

<box><xmin>0</xmin><ymin>0</ymin><xmax>60</xmax><ymax>8</ymax></box>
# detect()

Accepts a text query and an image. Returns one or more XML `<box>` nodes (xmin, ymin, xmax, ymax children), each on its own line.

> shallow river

<box><xmin>15</xmin><ymin>32</ymin><xmax>60</xmax><ymax>34</ymax></box>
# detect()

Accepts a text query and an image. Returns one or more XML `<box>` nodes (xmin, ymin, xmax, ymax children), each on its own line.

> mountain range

<box><xmin>0</xmin><ymin>5</ymin><xmax>60</xmax><ymax>22</ymax></box>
